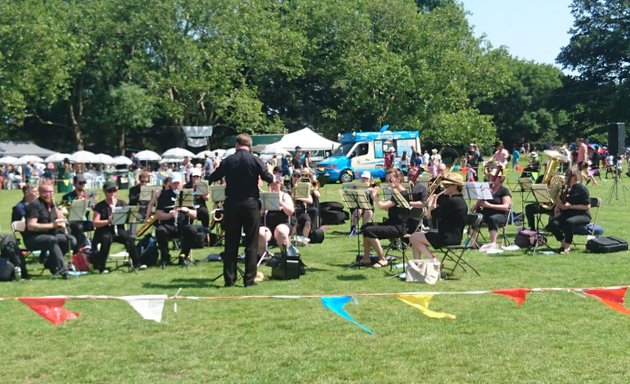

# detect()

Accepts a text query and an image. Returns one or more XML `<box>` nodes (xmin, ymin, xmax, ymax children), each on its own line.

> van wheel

<box><xmin>340</xmin><ymin>170</ymin><xmax>354</xmax><ymax>183</ymax></box>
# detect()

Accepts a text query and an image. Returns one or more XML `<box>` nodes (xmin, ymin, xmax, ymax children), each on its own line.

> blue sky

<box><xmin>461</xmin><ymin>0</ymin><xmax>574</xmax><ymax>69</ymax></box>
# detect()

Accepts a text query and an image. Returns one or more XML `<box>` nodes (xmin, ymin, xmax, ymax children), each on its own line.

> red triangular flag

<box><xmin>584</xmin><ymin>287</ymin><xmax>630</xmax><ymax>316</ymax></box>
<box><xmin>19</xmin><ymin>298</ymin><xmax>80</xmax><ymax>325</ymax></box>
<box><xmin>492</xmin><ymin>288</ymin><xmax>530</xmax><ymax>307</ymax></box>
<box><xmin>583</xmin><ymin>287</ymin><xmax>627</xmax><ymax>305</ymax></box>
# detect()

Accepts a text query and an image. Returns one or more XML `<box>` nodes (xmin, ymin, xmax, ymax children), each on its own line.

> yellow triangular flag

<box><xmin>397</xmin><ymin>294</ymin><xmax>456</xmax><ymax>319</ymax></box>
<box><xmin>63</xmin><ymin>179</ymin><xmax>70</xmax><ymax>186</ymax></box>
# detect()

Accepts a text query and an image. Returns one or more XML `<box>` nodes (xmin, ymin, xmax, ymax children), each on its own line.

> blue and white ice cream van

<box><xmin>316</xmin><ymin>129</ymin><xmax>420</xmax><ymax>183</ymax></box>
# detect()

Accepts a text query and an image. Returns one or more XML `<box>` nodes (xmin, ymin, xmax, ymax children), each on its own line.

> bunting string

<box><xmin>3</xmin><ymin>285</ymin><xmax>630</xmax><ymax>328</ymax></box>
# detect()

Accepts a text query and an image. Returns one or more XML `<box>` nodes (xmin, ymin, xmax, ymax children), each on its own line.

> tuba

<box><xmin>540</xmin><ymin>150</ymin><xmax>569</xmax><ymax>208</ymax></box>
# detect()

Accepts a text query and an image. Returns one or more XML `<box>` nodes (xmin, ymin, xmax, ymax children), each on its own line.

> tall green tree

<box><xmin>558</xmin><ymin>0</ymin><xmax>630</xmax><ymax>83</ymax></box>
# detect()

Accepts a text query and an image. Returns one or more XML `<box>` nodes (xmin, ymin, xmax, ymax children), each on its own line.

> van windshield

<box><xmin>333</xmin><ymin>143</ymin><xmax>354</xmax><ymax>157</ymax></box>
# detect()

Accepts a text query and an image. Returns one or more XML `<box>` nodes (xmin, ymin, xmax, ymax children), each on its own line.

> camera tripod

<box><xmin>607</xmin><ymin>170</ymin><xmax>628</xmax><ymax>203</ymax></box>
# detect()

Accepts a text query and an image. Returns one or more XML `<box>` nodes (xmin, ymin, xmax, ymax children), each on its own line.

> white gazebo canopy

<box><xmin>266</xmin><ymin>128</ymin><xmax>339</xmax><ymax>152</ymax></box>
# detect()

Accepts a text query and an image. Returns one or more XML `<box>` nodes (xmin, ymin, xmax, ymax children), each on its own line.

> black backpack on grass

<box><xmin>136</xmin><ymin>235</ymin><xmax>159</xmax><ymax>267</ymax></box>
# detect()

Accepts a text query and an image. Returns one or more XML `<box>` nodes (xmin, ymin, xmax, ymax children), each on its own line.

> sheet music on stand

<box><xmin>531</xmin><ymin>184</ymin><xmax>554</xmax><ymax>205</ymax></box>
<box><xmin>196</xmin><ymin>180</ymin><xmax>209</xmax><ymax>196</ymax></box>
<box><xmin>260</xmin><ymin>192</ymin><xmax>280</xmax><ymax>211</ymax></box>
<box><xmin>140</xmin><ymin>185</ymin><xmax>160</xmax><ymax>202</ymax></box>
<box><xmin>518</xmin><ymin>177</ymin><xmax>534</xmax><ymax>192</ymax></box>
<box><xmin>68</xmin><ymin>199</ymin><xmax>88</xmax><ymax>222</ymax></box>
<box><xmin>209</xmin><ymin>185</ymin><xmax>226</xmax><ymax>203</ymax></box>
<box><xmin>390</xmin><ymin>188</ymin><xmax>411</xmax><ymax>209</ymax></box>
<box><xmin>342</xmin><ymin>181</ymin><xmax>365</xmax><ymax>190</ymax></box>
<box><xmin>128</xmin><ymin>206</ymin><xmax>145</xmax><ymax>224</ymax></box>
<box><xmin>292</xmin><ymin>182</ymin><xmax>312</xmax><ymax>200</ymax></box>
<box><xmin>112</xmin><ymin>206</ymin><xmax>131</xmax><ymax>226</ymax></box>
<box><xmin>339</xmin><ymin>188</ymin><xmax>372</xmax><ymax>210</ymax></box>
<box><xmin>463</xmin><ymin>182</ymin><xmax>493</xmax><ymax>200</ymax></box>
<box><xmin>179</xmin><ymin>188</ymin><xmax>196</xmax><ymax>208</ymax></box>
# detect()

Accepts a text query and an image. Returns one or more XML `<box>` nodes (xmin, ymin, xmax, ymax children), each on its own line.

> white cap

<box><xmin>360</xmin><ymin>171</ymin><xmax>371</xmax><ymax>179</ymax></box>
<box><xmin>170</xmin><ymin>172</ymin><xmax>184</xmax><ymax>184</ymax></box>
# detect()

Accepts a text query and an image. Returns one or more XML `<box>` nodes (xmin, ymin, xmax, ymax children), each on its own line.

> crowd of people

<box><xmin>5</xmin><ymin>135</ymin><xmax>605</xmax><ymax>284</ymax></box>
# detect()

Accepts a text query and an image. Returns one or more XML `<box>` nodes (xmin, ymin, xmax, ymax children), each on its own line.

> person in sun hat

<box><xmin>410</xmin><ymin>172</ymin><xmax>467</xmax><ymax>261</ymax></box>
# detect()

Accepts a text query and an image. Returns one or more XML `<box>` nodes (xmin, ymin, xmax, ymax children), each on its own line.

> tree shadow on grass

<box><xmin>335</xmin><ymin>274</ymin><xmax>367</xmax><ymax>281</ymax></box>
<box><xmin>142</xmin><ymin>278</ymin><xmax>221</xmax><ymax>290</ymax></box>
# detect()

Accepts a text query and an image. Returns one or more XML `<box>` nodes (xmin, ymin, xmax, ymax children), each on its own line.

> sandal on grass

<box><xmin>372</xmin><ymin>259</ymin><xmax>388</xmax><ymax>269</ymax></box>
<box><xmin>359</xmin><ymin>259</ymin><xmax>372</xmax><ymax>267</ymax></box>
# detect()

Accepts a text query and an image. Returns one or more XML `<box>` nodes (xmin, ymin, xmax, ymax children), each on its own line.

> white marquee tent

<box><xmin>262</xmin><ymin>128</ymin><xmax>339</xmax><ymax>152</ymax></box>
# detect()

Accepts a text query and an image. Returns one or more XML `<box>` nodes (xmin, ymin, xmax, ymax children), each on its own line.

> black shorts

<box><xmin>361</xmin><ymin>223</ymin><xmax>406</xmax><ymax>239</ymax></box>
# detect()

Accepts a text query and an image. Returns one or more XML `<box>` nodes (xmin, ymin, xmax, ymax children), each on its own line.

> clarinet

<box><xmin>52</xmin><ymin>200</ymin><xmax>69</xmax><ymax>237</ymax></box>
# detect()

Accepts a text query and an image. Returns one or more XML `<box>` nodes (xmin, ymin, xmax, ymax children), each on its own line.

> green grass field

<box><xmin>1</xmin><ymin>172</ymin><xmax>630</xmax><ymax>384</ymax></box>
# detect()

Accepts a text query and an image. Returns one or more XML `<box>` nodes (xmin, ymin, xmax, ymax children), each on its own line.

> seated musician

<box><xmin>12</xmin><ymin>184</ymin><xmax>38</xmax><ymax>222</ymax></box>
<box><xmin>359</xmin><ymin>168</ymin><xmax>423</xmax><ymax>268</ymax></box>
<box><xmin>258</xmin><ymin>177</ymin><xmax>295</xmax><ymax>257</ymax></box>
<box><xmin>144</xmin><ymin>176</ymin><xmax>171</xmax><ymax>222</ymax></box>
<box><xmin>350</xmin><ymin>171</ymin><xmax>375</xmax><ymax>233</ymax></box>
<box><xmin>407</xmin><ymin>176</ymin><xmax>429</xmax><ymax>232</ymax></box>
<box><xmin>293</xmin><ymin>168</ymin><xmax>320</xmax><ymax>242</ymax></box>
<box><xmin>61</xmin><ymin>174</ymin><xmax>92</xmax><ymax>251</ymax></box>
<box><xmin>9</xmin><ymin>184</ymin><xmax>38</xmax><ymax>279</ymax></box>
<box><xmin>471</xmin><ymin>169</ymin><xmax>511</xmax><ymax>253</ymax></box>
<box><xmin>128</xmin><ymin>171</ymin><xmax>150</xmax><ymax>206</ymax></box>
<box><xmin>91</xmin><ymin>182</ymin><xmax>141</xmax><ymax>273</ymax></box>
<box><xmin>547</xmin><ymin>167</ymin><xmax>591</xmax><ymax>254</ymax></box>
<box><xmin>521</xmin><ymin>152</ymin><xmax>541</xmax><ymax>178</ymax></box>
<box><xmin>154</xmin><ymin>173</ymin><xmax>197</xmax><ymax>267</ymax></box>
<box><xmin>184</xmin><ymin>168</ymin><xmax>210</xmax><ymax>228</ymax></box>
<box><xmin>409</xmin><ymin>173</ymin><xmax>467</xmax><ymax>261</ymax></box>
<box><xmin>24</xmin><ymin>181</ymin><xmax>74</xmax><ymax>279</ymax></box>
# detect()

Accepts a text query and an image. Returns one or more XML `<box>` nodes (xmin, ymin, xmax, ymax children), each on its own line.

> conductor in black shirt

<box><xmin>208</xmin><ymin>133</ymin><xmax>274</xmax><ymax>287</ymax></box>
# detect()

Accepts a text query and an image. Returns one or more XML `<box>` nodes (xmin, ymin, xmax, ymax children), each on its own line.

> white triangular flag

<box><xmin>119</xmin><ymin>295</ymin><xmax>167</xmax><ymax>323</ymax></box>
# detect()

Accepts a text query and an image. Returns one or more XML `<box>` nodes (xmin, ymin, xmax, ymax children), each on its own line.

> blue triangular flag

<box><xmin>321</xmin><ymin>296</ymin><xmax>374</xmax><ymax>334</ymax></box>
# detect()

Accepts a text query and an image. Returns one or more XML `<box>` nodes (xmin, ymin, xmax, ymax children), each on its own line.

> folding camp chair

<box><xmin>437</xmin><ymin>213</ymin><xmax>483</xmax><ymax>278</ymax></box>
<box><xmin>573</xmin><ymin>197</ymin><xmax>602</xmax><ymax>247</ymax></box>
<box><xmin>11</xmin><ymin>220</ymin><xmax>45</xmax><ymax>275</ymax></box>
<box><xmin>385</xmin><ymin>207</ymin><xmax>425</xmax><ymax>274</ymax></box>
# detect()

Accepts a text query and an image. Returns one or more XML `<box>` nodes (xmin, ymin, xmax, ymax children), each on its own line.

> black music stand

<box><xmin>516</xmin><ymin>177</ymin><xmax>534</xmax><ymax>227</ymax></box>
<box><xmin>528</xmin><ymin>184</ymin><xmax>555</xmax><ymax>253</ymax></box>
<box><xmin>111</xmin><ymin>206</ymin><xmax>143</xmax><ymax>272</ymax></box>
<box><xmin>340</xmin><ymin>188</ymin><xmax>372</xmax><ymax>268</ymax></box>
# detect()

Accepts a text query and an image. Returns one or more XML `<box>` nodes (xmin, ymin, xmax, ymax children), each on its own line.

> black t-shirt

<box><xmin>24</xmin><ymin>198</ymin><xmax>63</xmax><ymax>240</ymax></box>
<box><xmin>208</xmin><ymin>149</ymin><xmax>273</xmax><ymax>201</ymax></box>
<box><xmin>565</xmin><ymin>183</ymin><xmax>590</xmax><ymax>218</ymax></box>
<box><xmin>386</xmin><ymin>190</ymin><xmax>411</xmax><ymax>226</ymax></box>
<box><xmin>411</xmin><ymin>182</ymin><xmax>429</xmax><ymax>202</ymax></box>
<box><xmin>93</xmin><ymin>199</ymin><xmax>127</xmax><ymax>235</ymax></box>
<box><xmin>128</xmin><ymin>185</ymin><xmax>141</xmax><ymax>206</ymax></box>
<box><xmin>432</xmin><ymin>194</ymin><xmax>468</xmax><ymax>245</ymax></box>
<box><xmin>482</xmin><ymin>185</ymin><xmax>511</xmax><ymax>217</ymax></box>
<box><xmin>156</xmin><ymin>188</ymin><xmax>192</xmax><ymax>226</ymax></box>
